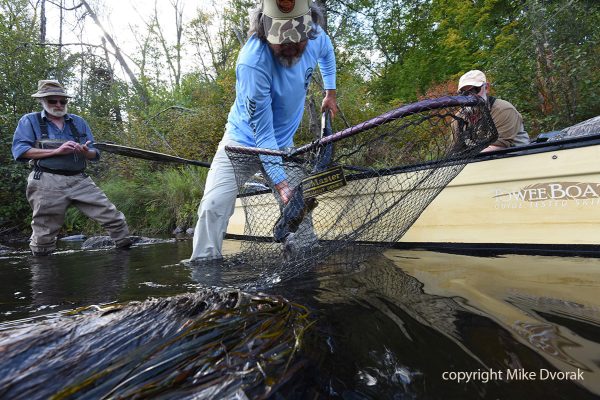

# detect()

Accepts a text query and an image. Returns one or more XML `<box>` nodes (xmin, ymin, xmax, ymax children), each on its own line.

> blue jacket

<box><xmin>225</xmin><ymin>29</ymin><xmax>336</xmax><ymax>184</ymax></box>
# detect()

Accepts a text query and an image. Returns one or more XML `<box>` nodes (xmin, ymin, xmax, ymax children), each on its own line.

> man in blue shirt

<box><xmin>12</xmin><ymin>80</ymin><xmax>131</xmax><ymax>255</ymax></box>
<box><xmin>190</xmin><ymin>0</ymin><xmax>337</xmax><ymax>261</ymax></box>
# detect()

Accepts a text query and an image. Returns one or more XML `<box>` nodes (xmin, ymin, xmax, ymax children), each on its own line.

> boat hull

<box><xmin>227</xmin><ymin>137</ymin><xmax>600</xmax><ymax>252</ymax></box>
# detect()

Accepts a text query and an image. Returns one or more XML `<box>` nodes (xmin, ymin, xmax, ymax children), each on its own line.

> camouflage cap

<box><xmin>262</xmin><ymin>0</ymin><xmax>313</xmax><ymax>45</ymax></box>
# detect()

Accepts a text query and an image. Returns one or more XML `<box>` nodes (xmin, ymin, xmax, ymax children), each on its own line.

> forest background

<box><xmin>1</xmin><ymin>0</ymin><xmax>599</xmax><ymax>237</ymax></box>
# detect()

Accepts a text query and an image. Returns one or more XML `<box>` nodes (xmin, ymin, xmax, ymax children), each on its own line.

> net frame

<box><xmin>223</xmin><ymin>95</ymin><xmax>498</xmax><ymax>280</ymax></box>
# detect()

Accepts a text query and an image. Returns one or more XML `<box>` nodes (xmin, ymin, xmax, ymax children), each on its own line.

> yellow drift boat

<box><xmin>227</xmin><ymin>117</ymin><xmax>600</xmax><ymax>255</ymax></box>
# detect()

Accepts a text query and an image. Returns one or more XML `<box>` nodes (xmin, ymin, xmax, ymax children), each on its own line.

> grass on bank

<box><xmin>65</xmin><ymin>165</ymin><xmax>208</xmax><ymax>235</ymax></box>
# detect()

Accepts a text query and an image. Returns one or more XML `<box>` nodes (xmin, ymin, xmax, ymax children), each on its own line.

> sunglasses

<box><xmin>459</xmin><ymin>86</ymin><xmax>482</xmax><ymax>96</ymax></box>
<box><xmin>46</xmin><ymin>99</ymin><xmax>69</xmax><ymax>105</ymax></box>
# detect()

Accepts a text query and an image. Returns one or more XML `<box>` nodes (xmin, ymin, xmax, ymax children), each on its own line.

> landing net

<box><xmin>224</xmin><ymin>96</ymin><xmax>497</xmax><ymax>280</ymax></box>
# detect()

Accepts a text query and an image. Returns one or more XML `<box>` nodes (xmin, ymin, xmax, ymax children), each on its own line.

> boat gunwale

<box><xmin>223</xmin><ymin>234</ymin><xmax>600</xmax><ymax>257</ymax></box>
<box><xmin>236</xmin><ymin>133</ymin><xmax>600</xmax><ymax>199</ymax></box>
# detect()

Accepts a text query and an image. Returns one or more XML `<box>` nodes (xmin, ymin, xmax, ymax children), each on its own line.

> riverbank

<box><xmin>0</xmin><ymin>228</ymin><xmax>28</xmax><ymax>246</ymax></box>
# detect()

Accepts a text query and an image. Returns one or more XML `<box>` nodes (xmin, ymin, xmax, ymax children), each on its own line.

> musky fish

<box><xmin>273</xmin><ymin>112</ymin><xmax>334</xmax><ymax>243</ymax></box>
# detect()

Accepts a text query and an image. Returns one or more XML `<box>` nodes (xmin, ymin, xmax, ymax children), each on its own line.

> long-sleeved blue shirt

<box><xmin>225</xmin><ymin>28</ymin><xmax>336</xmax><ymax>184</ymax></box>
<box><xmin>12</xmin><ymin>110</ymin><xmax>99</xmax><ymax>161</ymax></box>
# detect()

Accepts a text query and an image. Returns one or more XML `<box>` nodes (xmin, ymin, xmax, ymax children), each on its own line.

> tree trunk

<box><xmin>80</xmin><ymin>0</ymin><xmax>149</xmax><ymax>105</ymax></box>
<box><xmin>40</xmin><ymin>0</ymin><xmax>47</xmax><ymax>43</ymax></box>
<box><xmin>153</xmin><ymin>0</ymin><xmax>184</xmax><ymax>89</ymax></box>
<box><xmin>530</xmin><ymin>0</ymin><xmax>557</xmax><ymax>116</ymax></box>
<box><xmin>101</xmin><ymin>38</ymin><xmax>123</xmax><ymax>123</ymax></box>
<box><xmin>320</xmin><ymin>0</ymin><xmax>328</xmax><ymax>32</ymax></box>
<box><xmin>58</xmin><ymin>0</ymin><xmax>63</xmax><ymax>59</ymax></box>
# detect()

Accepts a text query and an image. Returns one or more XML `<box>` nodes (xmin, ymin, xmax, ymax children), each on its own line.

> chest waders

<box><xmin>33</xmin><ymin>113</ymin><xmax>87</xmax><ymax>179</ymax></box>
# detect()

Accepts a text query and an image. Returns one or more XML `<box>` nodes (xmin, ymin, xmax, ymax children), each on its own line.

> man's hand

<box><xmin>78</xmin><ymin>141</ymin><xmax>97</xmax><ymax>159</ymax></box>
<box><xmin>321</xmin><ymin>89</ymin><xmax>339</xmax><ymax>119</ymax></box>
<box><xmin>481</xmin><ymin>144</ymin><xmax>504</xmax><ymax>153</ymax></box>
<box><xmin>74</xmin><ymin>140</ymin><xmax>91</xmax><ymax>153</ymax></box>
<box><xmin>275</xmin><ymin>180</ymin><xmax>293</xmax><ymax>204</ymax></box>
<box><xmin>52</xmin><ymin>140</ymin><xmax>96</xmax><ymax>159</ymax></box>
<box><xmin>52</xmin><ymin>140</ymin><xmax>80</xmax><ymax>156</ymax></box>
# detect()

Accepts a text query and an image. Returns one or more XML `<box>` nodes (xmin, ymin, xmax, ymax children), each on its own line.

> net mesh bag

<box><xmin>223</xmin><ymin>96</ymin><xmax>498</xmax><ymax>283</ymax></box>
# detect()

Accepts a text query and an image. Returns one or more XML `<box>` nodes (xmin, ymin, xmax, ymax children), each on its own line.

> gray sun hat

<box><xmin>262</xmin><ymin>0</ymin><xmax>313</xmax><ymax>45</ymax></box>
<box><xmin>31</xmin><ymin>80</ymin><xmax>73</xmax><ymax>98</ymax></box>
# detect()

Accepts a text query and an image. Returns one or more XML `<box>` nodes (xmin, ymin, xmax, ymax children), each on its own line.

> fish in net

<box><xmin>222</xmin><ymin>95</ymin><xmax>497</xmax><ymax>284</ymax></box>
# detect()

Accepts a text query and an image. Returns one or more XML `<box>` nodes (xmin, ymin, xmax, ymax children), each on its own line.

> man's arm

<box><xmin>12</xmin><ymin>115</ymin><xmax>38</xmax><ymax>161</ymax></box>
<box><xmin>237</xmin><ymin>64</ymin><xmax>290</xmax><ymax>202</ymax></box>
<box><xmin>487</xmin><ymin>105</ymin><xmax>522</xmax><ymax>149</ymax></box>
<box><xmin>317</xmin><ymin>33</ymin><xmax>338</xmax><ymax>117</ymax></box>
<box><xmin>480</xmin><ymin>144</ymin><xmax>505</xmax><ymax>152</ymax></box>
<box><xmin>22</xmin><ymin>141</ymin><xmax>97</xmax><ymax>160</ymax></box>
<box><xmin>12</xmin><ymin>115</ymin><xmax>97</xmax><ymax>161</ymax></box>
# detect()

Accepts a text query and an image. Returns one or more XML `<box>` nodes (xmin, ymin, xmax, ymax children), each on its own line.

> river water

<box><xmin>1</xmin><ymin>239</ymin><xmax>599</xmax><ymax>399</ymax></box>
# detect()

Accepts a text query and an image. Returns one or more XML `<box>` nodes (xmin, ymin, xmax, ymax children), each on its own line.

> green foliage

<box><xmin>489</xmin><ymin>0</ymin><xmax>600</xmax><ymax>132</ymax></box>
<box><xmin>329</xmin><ymin>0</ymin><xmax>600</xmax><ymax>133</ymax></box>
<box><xmin>0</xmin><ymin>161</ymin><xmax>30</xmax><ymax>229</ymax></box>
<box><xmin>128</xmin><ymin>166</ymin><xmax>207</xmax><ymax>233</ymax></box>
<box><xmin>65</xmin><ymin>165</ymin><xmax>208</xmax><ymax>235</ymax></box>
<box><xmin>0</xmin><ymin>0</ymin><xmax>58</xmax><ymax>231</ymax></box>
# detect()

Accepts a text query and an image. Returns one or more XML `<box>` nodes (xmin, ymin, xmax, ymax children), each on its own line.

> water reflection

<box><xmin>384</xmin><ymin>250</ymin><xmax>600</xmax><ymax>395</ymax></box>
<box><xmin>1</xmin><ymin>240</ymin><xmax>599</xmax><ymax>399</ymax></box>
<box><xmin>262</xmin><ymin>250</ymin><xmax>598</xmax><ymax>398</ymax></box>
<box><xmin>0</xmin><ymin>241</ymin><xmax>195</xmax><ymax>321</ymax></box>
<box><xmin>29</xmin><ymin>250</ymin><xmax>129</xmax><ymax>310</ymax></box>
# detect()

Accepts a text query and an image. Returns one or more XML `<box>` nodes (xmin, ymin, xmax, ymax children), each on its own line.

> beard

<box><xmin>42</xmin><ymin>101</ymin><xmax>68</xmax><ymax>118</ymax></box>
<box><xmin>275</xmin><ymin>54</ymin><xmax>302</xmax><ymax>67</ymax></box>
<box><xmin>271</xmin><ymin>41</ymin><xmax>307</xmax><ymax>67</ymax></box>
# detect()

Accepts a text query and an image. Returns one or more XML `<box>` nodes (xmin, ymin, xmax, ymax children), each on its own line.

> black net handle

<box><xmin>321</xmin><ymin>109</ymin><xmax>332</xmax><ymax>139</ymax></box>
<box><xmin>225</xmin><ymin>95</ymin><xmax>483</xmax><ymax>158</ymax></box>
<box><xmin>95</xmin><ymin>142</ymin><xmax>211</xmax><ymax>168</ymax></box>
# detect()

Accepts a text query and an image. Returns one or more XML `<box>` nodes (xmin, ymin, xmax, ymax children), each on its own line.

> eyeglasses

<box><xmin>459</xmin><ymin>86</ymin><xmax>482</xmax><ymax>96</ymax></box>
<box><xmin>46</xmin><ymin>99</ymin><xmax>69</xmax><ymax>105</ymax></box>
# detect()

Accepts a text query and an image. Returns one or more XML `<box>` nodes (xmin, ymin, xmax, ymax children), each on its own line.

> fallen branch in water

<box><xmin>0</xmin><ymin>289</ymin><xmax>314</xmax><ymax>399</ymax></box>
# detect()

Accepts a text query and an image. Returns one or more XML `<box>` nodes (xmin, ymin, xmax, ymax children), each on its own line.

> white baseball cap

<box><xmin>458</xmin><ymin>70</ymin><xmax>487</xmax><ymax>90</ymax></box>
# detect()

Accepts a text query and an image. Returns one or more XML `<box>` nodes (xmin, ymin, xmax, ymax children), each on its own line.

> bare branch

<box><xmin>35</xmin><ymin>41</ymin><xmax>102</xmax><ymax>47</ymax></box>
<box><xmin>79</xmin><ymin>0</ymin><xmax>149</xmax><ymax>105</ymax></box>
<box><xmin>149</xmin><ymin>0</ymin><xmax>184</xmax><ymax>88</ymax></box>
<box><xmin>46</xmin><ymin>0</ymin><xmax>83</xmax><ymax>11</ymax></box>
<box><xmin>145</xmin><ymin>105</ymin><xmax>198</xmax><ymax>124</ymax></box>
<box><xmin>31</xmin><ymin>41</ymin><xmax>117</xmax><ymax>57</ymax></box>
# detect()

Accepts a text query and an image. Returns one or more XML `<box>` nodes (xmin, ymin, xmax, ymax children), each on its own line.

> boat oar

<box><xmin>94</xmin><ymin>142</ymin><xmax>211</xmax><ymax>168</ymax></box>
